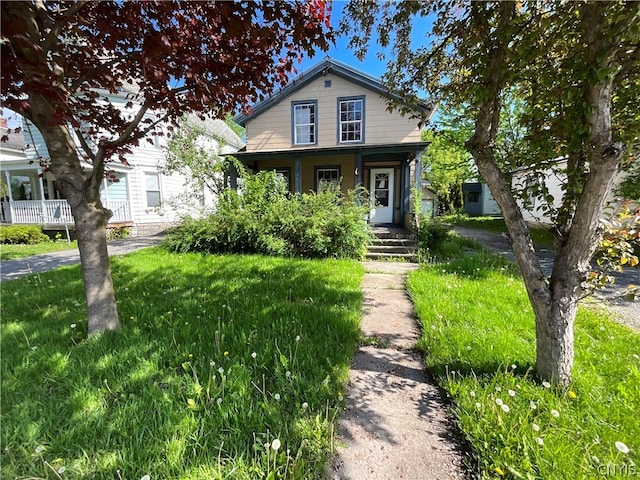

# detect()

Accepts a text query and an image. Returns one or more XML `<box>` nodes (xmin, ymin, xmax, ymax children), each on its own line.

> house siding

<box><xmin>245</xmin><ymin>73</ymin><xmax>421</xmax><ymax>152</ymax></box>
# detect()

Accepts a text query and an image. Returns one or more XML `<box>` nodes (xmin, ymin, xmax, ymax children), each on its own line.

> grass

<box><xmin>0</xmin><ymin>239</ymin><xmax>79</xmax><ymax>260</ymax></box>
<box><xmin>443</xmin><ymin>215</ymin><xmax>554</xmax><ymax>249</ymax></box>
<box><xmin>408</xmin><ymin>246</ymin><xmax>640</xmax><ymax>479</ymax></box>
<box><xmin>1</xmin><ymin>249</ymin><xmax>364</xmax><ymax>479</ymax></box>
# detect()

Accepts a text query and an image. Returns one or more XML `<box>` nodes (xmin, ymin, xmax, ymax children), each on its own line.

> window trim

<box><xmin>314</xmin><ymin>166</ymin><xmax>341</xmax><ymax>191</ymax></box>
<box><xmin>144</xmin><ymin>171</ymin><xmax>162</xmax><ymax>208</ymax></box>
<box><xmin>291</xmin><ymin>100</ymin><xmax>318</xmax><ymax>146</ymax></box>
<box><xmin>337</xmin><ymin>95</ymin><xmax>365</xmax><ymax>144</ymax></box>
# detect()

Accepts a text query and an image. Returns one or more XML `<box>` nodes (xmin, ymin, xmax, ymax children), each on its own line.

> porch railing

<box><xmin>1</xmin><ymin>199</ymin><xmax>131</xmax><ymax>225</ymax></box>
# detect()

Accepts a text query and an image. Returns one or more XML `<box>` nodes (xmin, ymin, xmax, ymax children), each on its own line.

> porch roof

<box><xmin>233</xmin><ymin>142</ymin><xmax>431</xmax><ymax>162</ymax></box>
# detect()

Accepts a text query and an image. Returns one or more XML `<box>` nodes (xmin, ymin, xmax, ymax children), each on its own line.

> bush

<box><xmin>417</xmin><ymin>219</ymin><xmax>450</xmax><ymax>253</ymax></box>
<box><xmin>163</xmin><ymin>171</ymin><xmax>372</xmax><ymax>259</ymax></box>
<box><xmin>0</xmin><ymin>225</ymin><xmax>50</xmax><ymax>245</ymax></box>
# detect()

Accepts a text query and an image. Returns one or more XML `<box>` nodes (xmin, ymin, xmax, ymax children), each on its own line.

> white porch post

<box><xmin>37</xmin><ymin>167</ymin><xmax>46</xmax><ymax>223</ymax></box>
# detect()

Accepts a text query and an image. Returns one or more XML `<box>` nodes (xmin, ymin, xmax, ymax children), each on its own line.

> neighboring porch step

<box><xmin>368</xmin><ymin>244</ymin><xmax>417</xmax><ymax>255</ymax></box>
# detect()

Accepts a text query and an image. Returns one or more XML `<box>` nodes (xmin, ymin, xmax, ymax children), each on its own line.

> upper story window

<box><xmin>338</xmin><ymin>96</ymin><xmax>365</xmax><ymax>143</ymax></box>
<box><xmin>292</xmin><ymin>101</ymin><xmax>317</xmax><ymax>145</ymax></box>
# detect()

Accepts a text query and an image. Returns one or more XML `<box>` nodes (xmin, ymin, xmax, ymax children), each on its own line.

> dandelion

<box><xmin>615</xmin><ymin>441</ymin><xmax>630</xmax><ymax>454</ymax></box>
<box><xmin>338</xmin><ymin>392</ymin><xmax>344</xmax><ymax>401</ymax></box>
<box><xmin>470</xmin><ymin>391</ymin><xmax>476</xmax><ymax>397</ymax></box>
<box><xmin>508</xmin><ymin>390</ymin><xmax>516</xmax><ymax>397</ymax></box>
<box><xmin>57</xmin><ymin>466</ymin><xmax>66</xmax><ymax>474</ymax></box>
<box><xmin>218</xmin><ymin>367</ymin><xmax>224</xmax><ymax>375</ymax></box>
<box><xmin>475</xmin><ymin>402</ymin><xmax>481</xmax><ymax>409</ymax></box>
<box><xmin>295</xmin><ymin>335</ymin><xmax>301</xmax><ymax>342</ymax></box>
<box><xmin>210</xmin><ymin>360</ymin><xmax>215</xmax><ymax>367</ymax></box>
<box><xmin>188</xmin><ymin>353</ymin><xmax>193</xmax><ymax>358</ymax></box>
<box><xmin>302</xmin><ymin>402</ymin><xmax>309</xmax><ymax>410</ymax></box>
<box><xmin>224</xmin><ymin>351</ymin><xmax>229</xmax><ymax>356</ymax></box>
<box><xmin>70</xmin><ymin>323</ymin><xmax>77</xmax><ymax>329</ymax></box>
<box><xmin>542</xmin><ymin>381</ymin><xmax>551</xmax><ymax>388</ymax></box>
<box><xmin>568</xmin><ymin>390</ymin><xmax>577</xmax><ymax>399</ymax></box>
<box><xmin>495</xmin><ymin>386</ymin><xmax>502</xmax><ymax>392</ymax></box>
<box><xmin>501</xmin><ymin>404</ymin><xmax>510</xmax><ymax>413</ymax></box>
<box><xmin>274</xmin><ymin>393</ymin><xmax>281</xmax><ymax>401</ymax></box>
<box><xmin>551</xmin><ymin>409</ymin><xmax>560</xmax><ymax>418</ymax></box>
<box><xmin>141</xmin><ymin>476</ymin><xmax>151</xmax><ymax>480</ymax></box>
<box><xmin>535</xmin><ymin>437</ymin><xmax>544</xmax><ymax>446</ymax></box>
<box><xmin>532</xmin><ymin>423</ymin><xmax>540</xmax><ymax>432</ymax></box>
<box><xmin>286</xmin><ymin>371</ymin><xmax>291</xmax><ymax>378</ymax></box>
<box><xmin>271</xmin><ymin>439</ymin><xmax>281</xmax><ymax>451</ymax></box>
<box><xmin>530</xmin><ymin>401</ymin><xmax>537</xmax><ymax>410</ymax></box>
<box><xmin>494</xmin><ymin>466</ymin><xmax>505</xmax><ymax>476</ymax></box>
<box><xmin>251</xmin><ymin>352</ymin><xmax>257</xmax><ymax>359</ymax></box>
<box><xmin>495</xmin><ymin>398</ymin><xmax>504</xmax><ymax>406</ymax></box>
<box><xmin>216</xmin><ymin>398</ymin><xmax>222</xmax><ymax>405</ymax></box>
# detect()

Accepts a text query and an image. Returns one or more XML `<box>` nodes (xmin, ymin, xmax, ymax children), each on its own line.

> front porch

<box><xmin>1</xmin><ymin>199</ymin><xmax>131</xmax><ymax>226</ymax></box>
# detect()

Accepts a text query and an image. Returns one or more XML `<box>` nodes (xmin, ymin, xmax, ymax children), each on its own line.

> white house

<box><xmin>0</xmin><ymin>93</ymin><xmax>243</xmax><ymax>236</ymax></box>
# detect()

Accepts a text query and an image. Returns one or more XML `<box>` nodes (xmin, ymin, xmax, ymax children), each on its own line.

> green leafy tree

<box><xmin>343</xmin><ymin>1</ymin><xmax>640</xmax><ymax>385</ymax></box>
<box><xmin>421</xmin><ymin>128</ymin><xmax>473</xmax><ymax>214</ymax></box>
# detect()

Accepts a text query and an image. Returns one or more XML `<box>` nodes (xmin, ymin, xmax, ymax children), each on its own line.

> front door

<box><xmin>369</xmin><ymin>168</ymin><xmax>394</xmax><ymax>223</ymax></box>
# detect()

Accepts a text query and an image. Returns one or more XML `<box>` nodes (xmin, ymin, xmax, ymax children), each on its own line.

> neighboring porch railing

<box><xmin>1</xmin><ymin>199</ymin><xmax>131</xmax><ymax>225</ymax></box>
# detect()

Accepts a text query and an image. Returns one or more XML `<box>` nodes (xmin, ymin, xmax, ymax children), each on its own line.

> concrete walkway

<box><xmin>329</xmin><ymin>261</ymin><xmax>465</xmax><ymax>480</ymax></box>
<box><xmin>0</xmin><ymin>234</ymin><xmax>164</xmax><ymax>282</ymax></box>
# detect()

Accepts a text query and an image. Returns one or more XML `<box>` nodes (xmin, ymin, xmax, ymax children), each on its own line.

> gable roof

<box><xmin>233</xmin><ymin>57</ymin><xmax>433</xmax><ymax>126</ymax></box>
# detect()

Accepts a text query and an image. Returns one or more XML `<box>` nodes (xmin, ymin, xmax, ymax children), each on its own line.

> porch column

<box><xmin>294</xmin><ymin>157</ymin><xmax>302</xmax><ymax>194</ymax></box>
<box><xmin>415</xmin><ymin>149</ymin><xmax>423</xmax><ymax>191</ymax></box>
<box><xmin>354</xmin><ymin>153</ymin><xmax>362</xmax><ymax>188</ymax></box>
<box><xmin>229</xmin><ymin>162</ymin><xmax>238</xmax><ymax>190</ymax></box>
<box><xmin>403</xmin><ymin>161</ymin><xmax>410</xmax><ymax>215</ymax></box>
<box><xmin>37</xmin><ymin>167</ymin><xmax>46</xmax><ymax>223</ymax></box>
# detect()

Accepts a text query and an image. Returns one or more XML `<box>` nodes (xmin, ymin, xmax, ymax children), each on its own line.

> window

<box><xmin>467</xmin><ymin>191</ymin><xmax>480</xmax><ymax>203</ymax></box>
<box><xmin>316</xmin><ymin>167</ymin><xmax>340</xmax><ymax>191</ymax></box>
<box><xmin>338</xmin><ymin>97</ymin><xmax>364</xmax><ymax>143</ymax></box>
<box><xmin>274</xmin><ymin>168</ymin><xmax>291</xmax><ymax>192</ymax></box>
<box><xmin>292</xmin><ymin>101</ymin><xmax>316</xmax><ymax>145</ymax></box>
<box><xmin>145</xmin><ymin>172</ymin><xmax>161</xmax><ymax>207</ymax></box>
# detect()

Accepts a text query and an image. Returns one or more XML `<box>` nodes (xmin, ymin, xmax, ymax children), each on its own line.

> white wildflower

<box><xmin>536</xmin><ymin>437</ymin><xmax>544</xmax><ymax>446</ymax></box>
<box><xmin>530</xmin><ymin>401</ymin><xmax>537</xmax><ymax>410</ymax></box>
<box><xmin>70</xmin><ymin>323</ymin><xmax>77</xmax><ymax>329</ymax></box>
<box><xmin>615</xmin><ymin>441</ymin><xmax>630</xmax><ymax>454</ymax></box>
<box><xmin>542</xmin><ymin>381</ymin><xmax>551</xmax><ymax>388</ymax></box>
<box><xmin>550</xmin><ymin>409</ymin><xmax>560</xmax><ymax>418</ymax></box>
<box><xmin>271</xmin><ymin>439</ymin><xmax>281</xmax><ymax>451</ymax></box>
<box><xmin>508</xmin><ymin>390</ymin><xmax>516</xmax><ymax>397</ymax></box>
<box><xmin>495</xmin><ymin>398</ymin><xmax>504</xmax><ymax>406</ymax></box>
<box><xmin>470</xmin><ymin>391</ymin><xmax>476</xmax><ymax>397</ymax></box>
<box><xmin>532</xmin><ymin>423</ymin><xmax>540</xmax><ymax>432</ymax></box>
<box><xmin>501</xmin><ymin>404</ymin><xmax>510</xmax><ymax>413</ymax></box>
<box><xmin>274</xmin><ymin>393</ymin><xmax>281</xmax><ymax>401</ymax></box>
<box><xmin>302</xmin><ymin>402</ymin><xmax>309</xmax><ymax>410</ymax></box>
<box><xmin>218</xmin><ymin>367</ymin><xmax>224</xmax><ymax>375</ymax></box>
<box><xmin>141</xmin><ymin>476</ymin><xmax>151</xmax><ymax>480</ymax></box>
<box><xmin>251</xmin><ymin>352</ymin><xmax>257</xmax><ymax>359</ymax></box>
<box><xmin>216</xmin><ymin>398</ymin><xmax>222</xmax><ymax>405</ymax></box>
<box><xmin>57</xmin><ymin>466</ymin><xmax>66</xmax><ymax>474</ymax></box>
<box><xmin>475</xmin><ymin>402</ymin><xmax>481</xmax><ymax>409</ymax></box>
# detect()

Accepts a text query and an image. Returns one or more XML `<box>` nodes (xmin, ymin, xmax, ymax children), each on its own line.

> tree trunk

<box><xmin>29</xmin><ymin>99</ymin><xmax>121</xmax><ymax>335</ymax></box>
<box><xmin>74</xmin><ymin>201</ymin><xmax>120</xmax><ymax>335</ymax></box>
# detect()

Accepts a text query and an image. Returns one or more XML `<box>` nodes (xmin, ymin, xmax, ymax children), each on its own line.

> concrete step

<box><xmin>368</xmin><ymin>244</ymin><xmax>417</xmax><ymax>255</ymax></box>
<box><xmin>365</xmin><ymin>252</ymin><xmax>418</xmax><ymax>262</ymax></box>
<box><xmin>370</xmin><ymin>238</ymin><xmax>416</xmax><ymax>246</ymax></box>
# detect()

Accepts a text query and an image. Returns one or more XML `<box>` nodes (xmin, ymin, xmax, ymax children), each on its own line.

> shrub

<box><xmin>164</xmin><ymin>171</ymin><xmax>372</xmax><ymax>259</ymax></box>
<box><xmin>0</xmin><ymin>225</ymin><xmax>50</xmax><ymax>245</ymax></box>
<box><xmin>417</xmin><ymin>220</ymin><xmax>450</xmax><ymax>253</ymax></box>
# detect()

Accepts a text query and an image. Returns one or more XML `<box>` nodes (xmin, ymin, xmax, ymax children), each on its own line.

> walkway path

<box><xmin>0</xmin><ymin>234</ymin><xmax>164</xmax><ymax>282</ymax></box>
<box><xmin>329</xmin><ymin>261</ymin><xmax>465</xmax><ymax>480</ymax></box>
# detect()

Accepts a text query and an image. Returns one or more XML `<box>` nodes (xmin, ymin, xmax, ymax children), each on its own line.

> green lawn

<box><xmin>0</xmin><ymin>240</ymin><xmax>79</xmax><ymax>260</ymax></box>
<box><xmin>1</xmin><ymin>249</ymin><xmax>363</xmax><ymax>479</ymax></box>
<box><xmin>408</xmin><ymin>251</ymin><xmax>640</xmax><ymax>479</ymax></box>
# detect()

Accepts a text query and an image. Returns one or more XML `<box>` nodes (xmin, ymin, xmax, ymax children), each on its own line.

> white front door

<box><xmin>369</xmin><ymin>168</ymin><xmax>394</xmax><ymax>223</ymax></box>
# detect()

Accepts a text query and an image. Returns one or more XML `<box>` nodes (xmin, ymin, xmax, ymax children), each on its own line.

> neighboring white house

<box><xmin>0</xmin><ymin>93</ymin><xmax>243</xmax><ymax>235</ymax></box>
<box><xmin>511</xmin><ymin>158</ymin><xmax>636</xmax><ymax>226</ymax></box>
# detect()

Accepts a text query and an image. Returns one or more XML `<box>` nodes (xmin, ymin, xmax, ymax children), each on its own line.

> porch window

<box><xmin>338</xmin><ymin>97</ymin><xmax>364</xmax><ymax>143</ymax></box>
<box><xmin>274</xmin><ymin>168</ymin><xmax>291</xmax><ymax>192</ymax></box>
<box><xmin>316</xmin><ymin>167</ymin><xmax>340</xmax><ymax>191</ymax></box>
<box><xmin>145</xmin><ymin>172</ymin><xmax>161</xmax><ymax>207</ymax></box>
<box><xmin>292</xmin><ymin>101</ymin><xmax>316</xmax><ymax>145</ymax></box>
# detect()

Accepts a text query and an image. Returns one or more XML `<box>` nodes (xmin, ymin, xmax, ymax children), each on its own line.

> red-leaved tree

<box><xmin>1</xmin><ymin>0</ymin><xmax>333</xmax><ymax>335</ymax></box>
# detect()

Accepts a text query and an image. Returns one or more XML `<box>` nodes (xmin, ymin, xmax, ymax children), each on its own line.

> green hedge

<box><xmin>163</xmin><ymin>171</ymin><xmax>372</xmax><ymax>259</ymax></box>
<box><xmin>0</xmin><ymin>225</ymin><xmax>51</xmax><ymax>245</ymax></box>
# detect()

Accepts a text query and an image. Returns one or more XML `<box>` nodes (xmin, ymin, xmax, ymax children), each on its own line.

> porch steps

<box><xmin>366</xmin><ymin>226</ymin><xmax>418</xmax><ymax>262</ymax></box>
